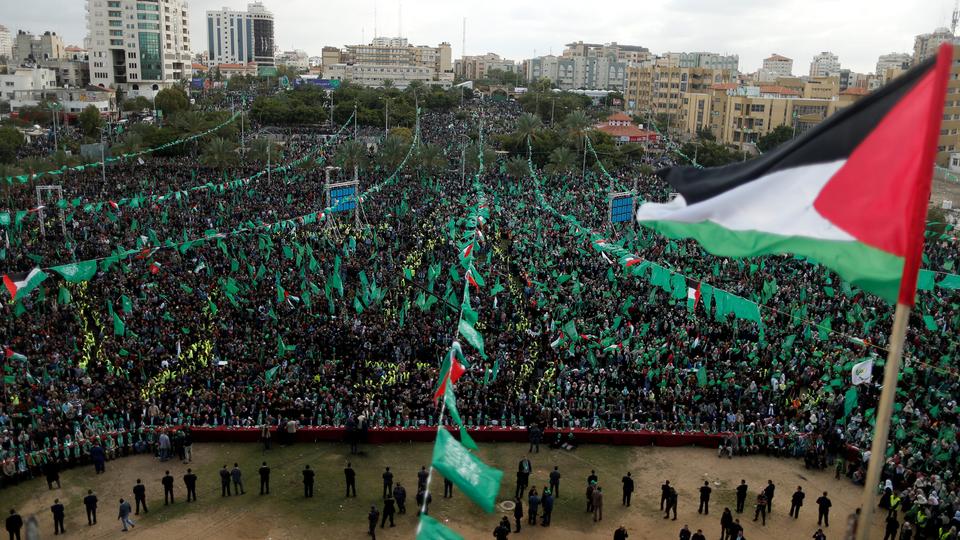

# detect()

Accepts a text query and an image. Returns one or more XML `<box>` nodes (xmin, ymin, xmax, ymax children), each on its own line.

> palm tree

<box><xmin>201</xmin><ymin>137</ymin><xmax>238</xmax><ymax>168</ymax></box>
<box><xmin>246</xmin><ymin>138</ymin><xmax>274</xmax><ymax>163</ymax></box>
<box><xmin>415</xmin><ymin>144</ymin><xmax>448</xmax><ymax>177</ymax></box>
<box><xmin>335</xmin><ymin>140</ymin><xmax>369</xmax><ymax>172</ymax></box>
<box><xmin>505</xmin><ymin>156</ymin><xmax>529</xmax><ymax>180</ymax></box>
<box><xmin>545</xmin><ymin>146</ymin><xmax>576</xmax><ymax>176</ymax></box>
<box><xmin>563</xmin><ymin>110</ymin><xmax>592</xmax><ymax>149</ymax></box>
<box><xmin>515</xmin><ymin>113</ymin><xmax>543</xmax><ymax>142</ymax></box>
<box><xmin>464</xmin><ymin>144</ymin><xmax>497</xmax><ymax>175</ymax></box>
<box><xmin>377</xmin><ymin>134</ymin><xmax>409</xmax><ymax>171</ymax></box>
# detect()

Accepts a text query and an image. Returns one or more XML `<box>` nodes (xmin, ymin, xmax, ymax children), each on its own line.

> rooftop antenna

<box><xmin>953</xmin><ymin>0</ymin><xmax>959</xmax><ymax>35</ymax></box>
<box><xmin>398</xmin><ymin>0</ymin><xmax>402</xmax><ymax>38</ymax></box>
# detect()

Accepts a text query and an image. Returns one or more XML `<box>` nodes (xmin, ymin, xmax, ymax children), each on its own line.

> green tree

<box><xmin>757</xmin><ymin>125</ymin><xmax>795</xmax><ymax>153</ymax></box>
<box><xmin>200</xmin><ymin>137</ymin><xmax>238</xmax><ymax>168</ymax></box>
<box><xmin>545</xmin><ymin>146</ymin><xmax>576</xmax><ymax>175</ymax></box>
<box><xmin>246</xmin><ymin>138</ymin><xmax>278</xmax><ymax>163</ymax></box>
<box><xmin>335</xmin><ymin>140</ymin><xmax>369</xmax><ymax>172</ymax></box>
<box><xmin>516</xmin><ymin>113</ymin><xmax>543</xmax><ymax>141</ymax></box>
<box><xmin>377</xmin><ymin>134</ymin><xmax>409</xmax><ymax>171</ymax></box>
<box><xmin>464</xmin><ymin>144</ymin><xmax>497</xmax><ymax>174</ymax></box>
<box><xmin>122</xmin><ymin>96</ymin><xmax>153</xmax><ymax>112</ymax></box>
<box><xmin>0</xmin><ymin>126</ymin><xmax>25</xmax><ymax>163</ymax></box>
<box><xmin>563</xmin><ymin>110</ymin><xmax>592</xmax><ymax>149</ymax></box>
<box><xmin>77</xmin><ymin>105</ymin><xmax>103</xmax><ymax>138</ymax></box>
<box><xmin>505</xmin><ymin>156</ymin><xmax>530</xmax><ymax>180</ymax></box>
<box><xmin>154</xmin><ymin>87</ymin><xmax>190</xmax><ymax>116</ymax></box>
<box><xmin>414</xmin><ymin>144</ymin><xmax>448</xmax><ymax>177</ymax></box>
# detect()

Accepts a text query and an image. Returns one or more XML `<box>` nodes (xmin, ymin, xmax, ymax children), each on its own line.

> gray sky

<box><xmin>5</xmin><ymin>0</ymin><xmax>950</xmax><ymax>74</ymax></box>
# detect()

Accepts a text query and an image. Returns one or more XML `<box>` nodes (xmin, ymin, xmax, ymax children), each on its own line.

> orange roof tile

<box><xmin>595</xmin><ymin>124</ymin><xmax>658</xmax><ymax>139</ymax></box>
<box><xmin>606</xmin><ymin>112</ymin><xmax>633</xmax><ymax>122</ymax></box>
<box><xmin>841</xmin><ymin>87</ymin><xmax>869</xmax><ymax>96</ymax></box>
<box><xmin>711</xmin><ymin>83</ymin><xmax>738</xmax><ymax>90</ymax></box>
<box><xmin>192</xmin><ymin>63</ymin><xmax>209</xmax><ymax>70</ymax></box>
<box><xmin>759</xmin><ymin>85</ymin><xmax>800</xmax><ymax>96</ymax></box>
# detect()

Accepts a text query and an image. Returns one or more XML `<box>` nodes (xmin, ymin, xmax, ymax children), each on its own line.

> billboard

<box><xmin>191</xmin><ymin>78</ymin><xmax>205</xmax><ymax>90</ymax></box>
<box><xmin>610</xmin><ymin>195</ymin><xmax>634</xmax><ymax>224</ymax></box>
<box><xmin>296</xmin><ymin>78</ymin><xmax>341</xmax><ymax>90</ymax></box>
<box><xmin>258</xmin><ymin>66</ymin><xmax>279</xmax><ymax>77</ymax></box>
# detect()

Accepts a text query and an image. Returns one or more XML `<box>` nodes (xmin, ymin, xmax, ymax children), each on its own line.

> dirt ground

<box><xmin>2</xmin><ymin>442</ymin><xmax>885</xmax><ymax>540</ymax></box>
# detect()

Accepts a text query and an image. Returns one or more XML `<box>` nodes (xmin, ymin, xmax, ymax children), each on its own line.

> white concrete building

<box><xmin>325</xmin><ymin>37</ymin><xmax>453</xmax><ymax>88</ymax></box>
<box><xmin>0</xmin><ymin>25</ymin><xmax>13</xmax><ymax>62</ymax></box>
<box><xmin>809</xmin><ymin>51</ymin><xmax>841</xmax><ymax>78</ymax></box>
<box><xmin>761</xmin><ymin>54</ymin><xmax>793</xmax><ymax>78</ymax></box>
<box><xmin>86</xmin><ymin>0</ymin><xmax>192</xmax><ymax>98</ymax></box>
<box><xmin>275</xmin><ymin>49</ymin><xmax>309</xmax><ymax>71</ymax></box>
<box><xmin>913</xmin><ymin>27</ymin><xmax>955</xmax><ymax>65</ymax></box>
<box><xmin>323</xmin><ymin>63</ymin><xmax>435</xmax><ymax>89</ymax></box>
<box><xmin>875</xmin><ymin>52</ymin><xmax>912</xmax><ymax>84</ymax></box>
<box><xmin>657</xmin><ymin>51</ymin><xmax>739</xmax><ymax>72</ymax></box>
<box><xmin>0</xmin><ymin>67</ymin><xmax>56</xmax><ymax>101</ymax></box>
<box><xmin>206</xmin><ymin>2</ymin><xmax>275</xmax><ymax>68</ymax></box>
<box><xmin>9</xmin><ymin>85</ymin><xmax>116</xmax><ymax>114</ymax></box>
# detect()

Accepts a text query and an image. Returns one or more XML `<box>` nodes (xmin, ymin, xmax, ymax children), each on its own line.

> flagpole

<box><xmin>853</xmin><ymin>302</ymin><xmax>910</xmax><ymax>540</ymax></box>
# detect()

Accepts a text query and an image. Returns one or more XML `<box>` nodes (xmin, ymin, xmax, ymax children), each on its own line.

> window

<box><xmin>108</xmin><ymin>0</ymin><xmax>120</xmax><ymax>5</ymax></box>
<box><xmin>734</xmin><ymin>103</ymin><xmax>742</xmax><ymax>111</ymax></box>
<box><xmin>137</xmin><ymin>13</ymin><xmax>159</xmax><ymax>20</ymax></box>
<box><xmin>109</xmin><ymin>20</ymin><xmax>123</xmax><ymax>27</ymax></box>
<box><xmin>750</xmin><ymin>104</ymin><xmax>765</xmax><ymax>113</ymax></box>
<box><xmin>108</xmin><ymin>10</ymin><xmax>121</xmax><ymax>17</ymax></box>
<box><xmin>138</xmin><ymin>23</ymin><xmax>160</xmax><ymax>30</ymax></box>
<box><xmin>110</xmin><ymin>39</ymin><xmax>123</xmax><ymax>46</ymax></box>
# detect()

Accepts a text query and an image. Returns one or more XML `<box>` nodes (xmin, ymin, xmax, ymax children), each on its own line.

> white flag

<box><xmin>851</xmin><ymin>358</ymin><xmax>874</xmax><ymax>385</ymax></box>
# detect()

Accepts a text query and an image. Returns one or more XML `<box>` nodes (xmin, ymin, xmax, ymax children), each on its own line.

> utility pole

<box><xmin>354</xmin><ymin>103</ymin><xmax>358</xmax><ymax>139</ymax></box>
<box><xmin>551</xmin><ymin>98</ymin><xmax>556</xmax><ymax>126</ymax></box>
<box><xmin>384</xmin><ymin>98</ymin><xmax>390</xmax><ymax>138</ymax></box>
<box><xmin>581</xmin><ymin>133</ymin><xmax>587</xmax><ymax>180</ymax></box>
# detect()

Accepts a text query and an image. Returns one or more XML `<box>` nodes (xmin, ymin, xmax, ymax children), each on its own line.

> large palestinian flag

<box><xmin>636</xmin><ymin>44</ymin><xmax>952</xmax><ymax>305</ymax></box>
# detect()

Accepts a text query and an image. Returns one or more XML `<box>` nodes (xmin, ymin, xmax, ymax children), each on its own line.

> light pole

<box><xmin>550</xmin><ymin>98</ymin><xmax>556</xmax><ymax>127</ymax></box>
<box><xmin>383</xmin><ymin>97</ymin><xmax>390</xmax><ymax>138</ymax></box>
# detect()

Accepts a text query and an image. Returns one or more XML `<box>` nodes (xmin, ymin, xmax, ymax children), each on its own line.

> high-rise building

<box><xmin>0</xmin><ymin>25</ymin><xmax>12</xmax><ymax>61</ymax></box>
<box><xmin>656</xmin><ymin>51</ymin><xmax>739</xmax><ymax>72</ymax></box>
<box><xmin>455</xmin><ymin>53</ymin><xmax>517</xmax><ymax>81</ymax></box>
<box><xmin>524</xmin><ymin>41</ymin><xmax>641</xmax><ymax>91</ymax></box>
<box><xmin>623</xmin><ymin>64</ymin><xmax>735</xmax><ymax>120</ymax></box>
<box><xmin>760</xmin><ymin>54</ymin><xmax>793</xmax><ymax>78</ymax></box>
<box><xmin>206</xmin><ymin>2</ymin><xmax>275</xmax><ymax>68</ymax></box>
<box><xmin>809</xmin><ymin>51</ymin><xmax>841</xmax><ymax>78</ymax></box>
<box><xmin>86</xmin><ymin>0</ymin><xmax>191</xmax><ymax>97</ymax></box>
<box><xmin>913</xmin><ymin>27</ymin><xmax>954</xmax><ymax>65</ymax></box>
<box><xmin>12</xmin><ymin>30</ymin><xmax>65</xmax><ymax>64</ymax></box>
<box><xmin>323</xmin><ymin>38</ymin><xmax>453</xmax><ymax>88</ymax></box>
<box><xmin>874</xmin><ymin>52</ymin><xmax>912</xmax><ymax>85</ymax></box>
<box><xmin>275</xmin><ymin>49</ymin><xmax>309</xmax><ymax>71</ymax></box>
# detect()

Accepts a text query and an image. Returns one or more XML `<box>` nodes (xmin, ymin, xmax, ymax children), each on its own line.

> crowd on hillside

<box><xmin>0</xmin><ymin>97</ymin><xmax>958</xmax><ymax>538</ymax></box>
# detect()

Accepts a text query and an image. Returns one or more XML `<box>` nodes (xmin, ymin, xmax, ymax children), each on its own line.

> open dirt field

<box><xmin>2</xmin><ymin>442</ymin><xmax>884</xmax><ymax>540</ymax></box>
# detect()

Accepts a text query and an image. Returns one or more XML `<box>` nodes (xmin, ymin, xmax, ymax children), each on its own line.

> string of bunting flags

<box><xmin>416</xmin><ymin>113</ymin><xmax>504</xmax><ymax>540</ymax></box>
<box><xmin>2</xmin><ymin>112</ymin><xmax>241</xmax><ymax>185</ymax></box>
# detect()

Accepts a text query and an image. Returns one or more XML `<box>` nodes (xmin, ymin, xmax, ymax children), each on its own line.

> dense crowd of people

<box><xmin>0</xmin><ymin>95</ymin><xmax>958</xmax><ymax>538</ymax></box>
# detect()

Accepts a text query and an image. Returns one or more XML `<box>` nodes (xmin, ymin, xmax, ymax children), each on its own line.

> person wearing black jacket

<box><xmin>393</xmin><ymin>484</ymin><xmax>406</xmax><ymax>514</ymax></box>
<box><xmin>735</xmin><ymin>480</ymin><xmax>748</xmax><ymax>513</ymax></box>
<box><xmin>133</xmin><ymin>479</ymin><xmax>148</xmax><ymax>515</ymax></box>
<box><xmin>699</xmin><ymin>481</ymin><xmax>712</xmax><ymax>515</ymax></box>
<box><xmin>303</xmin><ymin>465</ymin><xmax>315</xmax><ymax>497</ymax></box>
<box><xmin>661</xmin><ymin>480</ymin><xmax>672</xmax><ymax>511</ymax></box>
<box><xmin>220</xmin><ymin>465</ymin><xmax>231</xmax><ymax>496</ymax></box>
<box><xmin>720</xmin><ymin>508</ymin><xmax>734</xmax><ymax>539</ymax></box>
<box><xmin>789</xmin><ymin>486</ymin><xmax>805</xmax><ymax>518</ymax></box>
<box><xmin>380</xmin><ymin>495</ymin><xmax>395</xmax><ymax>528</ymax></box>
<box><xmin>367</xmin><ymin>505</ymin><xmax>379</xmax><ymax>538</ymax></box>
<box><xmin>51</xmin><ymin>499</ymin><xmax>65</xmax><ymax>535</ymax></box>
<box><xmin>512</xmin><ymin>497</ymin><xmax>523</xmax><ymax>532</ymax></box>
<box><xmin>549</xmin><ymin>466</ymin><xmax>561</xmax><ymax>497</ymax></box>
<box><xmin>764</xmin><ymin>480</ymin><xmax>776</xmax><ymax>514</ymax></box>
<box><xmin>614</xmin><ymin>525</ymin><xmax>629</xmax><ymax>540</ymax></box>
<box><xmin>44</xmin><ymin>461</ymin><xmax>61</xmax><ymax>490</ymax></box>
<box><xmin>622</xmin><ymin>472</ymin><xmax>634</xmax><ymax>506</ymax></box>
<box><xmin>83</xmin><ymin>490</ymin><xmax>98</xmax><ymax>525</ymax></box>
<box><xmin>345</xmin><ymin>462</ymin><xmax>357</xmax><ymax>497</ymax></box>
<box><xmin>162</xmin><ymin>471</ymin><xmax>175</xmax><ymax>505</ymax></box>
<box><xmin>184</xmin><ymin>469</ymin><xmax>198</xmax><ymax>502</ymax></box>
<box><xmin>5</xmin><ymin>509</ymin><xmax>23</xmax><ymax>540</ymax></box>
<box><xmin>816</xmin><ymin>492</ymin><xmax>832</xmax><ymax>526</ymax></box>
<box><xmin>259</xmin><ymin>461</ymin><xmax>270</xmax><ymax>495</ymax></box>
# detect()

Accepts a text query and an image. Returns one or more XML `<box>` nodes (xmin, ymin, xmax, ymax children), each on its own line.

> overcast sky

<box><xmin>6</xmin><ymin>0</ymin><xmax>951</xmax><ymax>74</ymax></box>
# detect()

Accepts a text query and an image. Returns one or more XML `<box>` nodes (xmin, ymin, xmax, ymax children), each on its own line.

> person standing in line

<box><xmin>790</xmin><ymin>486</ymin><xmax>805</xmax><ymax>518</ymax></box>
<box><xmin>258</xmin><ymin>461</ymin><xmax>270</xmax><ymax>495</ymax></box>
<box><xmin>614</xmin><ymin>525</ymin><xmax>629</xmax><ymax>540</ymax></box>
<box><xmin>754</xmin><ymin>492</ymin><xmax>767</xmax><ymax>525</ymax></box>
<box><xmin>83</xmin><ymin>490</ymin><xmax>98</xmax><ymax>525</ymax></box>
<box><xmin>513</xmin><ymin>496</ymin><xmax>523</xmax><ymax>533</ymax></box>
<box><xmin>231</xmin><ymin>463</ymin><xmax>245</xmax><ymax>495</ymax></box>
<box><xmin>182</xmin><ymin>429</ymin><xmax>193</xmax><ymax>463</ymax></box>
<box><xmin>303</xmin><ymin>465</ymin><xmax>315</xmax><ymax>498</ymax></box>
<box><xmin>592</xmin><ymin>486</ymin><xmax>604</xmax><ymax>522</ymax></box>
<box><xmin>184</xmin><ymin>469</ymin><xmax>198</xmax><ymax>502</ymax></box>
<box><xmin>720</xmin><ymin>507</ymin><xmax>733</xmax><ymax>540</ymax></box>
<box><xmin>5</xmin><ymin>510</ymin><xmax>22</xmax><ymax>540</ymax></box>
<box><xmin>661</xmin><ymin>480</ymin><xmax>672</xmax><ymax>511</ymax></box>
<box><xmin>117</xmin><ymin>499</ymin><xmax>135</xmax><ymax>532</ymax></box>
<box><xmin>691</xmin><ymin>528</ymin><xmax>706</xmax><ymax>540</ymax></box>
<box><xmin>133</xmin><ymin>479</ymin><xmax>148</xmax><ymax>515</ymax></box>
<box><xmin>443</xmin><ymin>477</ymin><xmax>453</xmax><ymax>498</ymax></box>
<box><xmin>380</xmin><ymin>495</ymin><xmax>395</xmax><ymax>528</ymax></box>
<box><xmin>540</xmin><ymin>488</ymin><xmax>554</xmax><ymax>526</ymax></box>
<box><xmin>382</xmin><ymin>467</ymin><xmax>394</xmax><ymax>498</ymax></box>
<box><xmin>816</xmin><ymin>491</ymin><xmax>832</xmax><ymax>527</ymax></box>
<box><xmin>493</xmin><ymin>517</ymin><xmax>510</xmax><ymax>540</ymax></box>
<box><xmin>764</xmin><ymin>480</ymin><xmax>776</xmax><ymax>514</ymax></box>
<box><xmin>345</xmin><ymin>462</ymin><xmax>357</xmax><ymax>497</ymax></box>
<box><xmin>393</xmin><ymin>483</ymin><xmax>406</xmax><ymax>514</ymax></box>
<box><xmin>44</xmin><ymin>461</ymin><xmax>61</xmax><ymax>490</ymax></box>
<box><xmin>50</xmin><ymin>499</ymin><xmax>65</xmax><ymax>535</ymax></box>
<box><xmin>735</xmin><ymin>480</ymin><xmax>748</xmax><ymax>513</ymax></box>
<box><xmin>417</xmin><ymin>466</ymin><xmax>429</xmax><ymax>493</ymax></box>
<box><xmin>527</xmin><ymin>487</ymin><xmax>540</xmax><ymax>526</ymax></box>
<box><xmin>549</xmin><ymin>466</ymin><xmax>561</xmax><ymax>497</ymax></box>
<box><xmin>587</xmin><ymin>481</ymin><xmax>596</xmax><ymax>513</ymax></box>
<box><xmin>367</xmin><ymin>505</ymin><xmax>379</xmax><ymax>539</ymax></box>
<box><xmin>91</xmin><ymin>442</ymin><xmax>106</xmax><ymax>474</ymax></box>
<box><xmin>699</xmin><ymin>481</ymin><xmax>712</xmax><ymax>515</ymax></box>
<box><xmin>679</xmin><ymin>524</ymin><xmax>691</xmax><ymax>540</ymax></box>
<box><xmin>162</xmin><ymin>471</ymin><xmax>175</xmax><ymax>505</ymax></box>
<box><xmin>622</xmin><ymin>472</ymin><xmax>634</xmax><ymax>506</ymax></box>
<box><xmin>220</xmin><ymin>465</ymin><xmax>231</xmax><ymax>496</ymax></box>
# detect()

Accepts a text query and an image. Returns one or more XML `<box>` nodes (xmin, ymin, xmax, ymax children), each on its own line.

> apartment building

<box><xmin>623</xmin><ymin>64</ymin><xmax>734</xmax><ymax>121</ymax></box>
<box><xmin>809</xmin><ymin>51</ymin><xmax>841</xmax><ymax>77</ymax></box>
<box><xmin>657</xmin><ymin>51</ymin><xmax>739</xmax><ymax>72</ymax></box>
<box><xmin>86</xmin><ymin>0</ymin><xmax>192</xmax><ymax>98</ymax></box>
<box><xmin>11</xmin><ymin>30</ymin><xmax>65</xmax><ymax>64</ymax></box>
<box><xmin>206</xmin><ymin>2</ymin><xmax>275</xmax><ymax>68</ymax></box>
<box><xmin>455</xmin><ymin>53</ymin><xmax>517</xmax><ymax>80</ymax></box>
<box><xmin>756</xmin><ymin>54</ymin><xmax>793</xmax><ymax>82</ymax></box>
<box><xmin>323</xmin><ymin>37</ymin><xmax>453</xmax><ymax>88</ymax></box>
<box><xmin>914</xmin><ymin>28</ymin><xmax>954</xmax><ymax>65</ymax></box>
<box><xmin>0</xmin><ymin>25</ymin><xmax>11</xmax><ymax>61</ymax></box>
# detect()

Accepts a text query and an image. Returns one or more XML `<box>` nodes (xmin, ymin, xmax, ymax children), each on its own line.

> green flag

<box><xmin>457</xmin><ymin>319</ymin><xmax>486</xmax><ymax>358</ymax></box>
<box><xmin>431</xmin><ymin>428</ymin><xmax>503</xmax><ymax>513</ymax></box>
<box><xmin>51</xmin><ymin>260</ymin><xmax>97</xmax><ymax>282</ymax></box>
<box><xmin>416</xmin><ymin>515</ymin><xmax>464</xmax><ymax>540</ymax></box>
<box><xmin>696</xmin><ymin>365</ymin><xmax>707</xmax><ymax>386</ymax></box>
<box><xmin>444</xmin><ymin>383</ymin><xmax>478</xmax><ymax>450</ymax></box>
<box><xmin>113</xmin><ymin>312</ymin><xmax>125</xmax><ymax>336</ymax></box>
<box><xmin>264</xmin><ymin>365</ymin><xmax>280</xmax><ymax>384</ymax></box>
